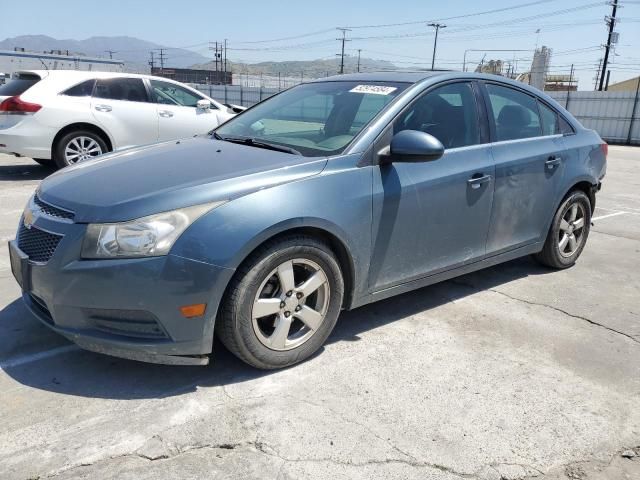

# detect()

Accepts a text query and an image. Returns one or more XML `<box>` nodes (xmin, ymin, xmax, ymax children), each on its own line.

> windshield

<box><xmin>214</xmin><ymin>81</ymin><xmax>409</xmax><ymax>157</ymax></box>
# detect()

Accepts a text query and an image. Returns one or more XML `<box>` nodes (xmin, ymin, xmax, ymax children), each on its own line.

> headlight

<box><xmin>81</xmin><ymin>202</ymin><xmax>225</xmax><ymax>259</ymax></box>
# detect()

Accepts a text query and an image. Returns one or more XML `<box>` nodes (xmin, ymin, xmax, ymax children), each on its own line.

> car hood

<box><xmin>38</xmin><ymin>137</ymin><xmax>328</xmax><ymax>223</ymax></box>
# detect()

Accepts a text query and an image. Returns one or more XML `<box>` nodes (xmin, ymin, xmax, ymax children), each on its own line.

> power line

<box><xmin>340</xmin><ymin>0</ymin><xmax>556</xmax><ymax>29</ymax></box>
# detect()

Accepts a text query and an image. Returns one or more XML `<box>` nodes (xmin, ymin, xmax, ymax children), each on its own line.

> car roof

<box><xmin>311</xmin><ymin>71</ymin><xmax>450</xmax><ymax>84</ymax></box>
<box><xmin>16</xmin><ymin>69</ymin><xmax>164</xmax><ymax>81</ymax></box>
<box><xmin>310</xmin><ymin>70</ymin><xmax>567</xmax><ymax>109</ymax></box>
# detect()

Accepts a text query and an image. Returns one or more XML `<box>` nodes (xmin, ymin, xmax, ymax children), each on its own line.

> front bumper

<box><xmin>10</xmin><ymin>213</ymin><xmax>235</xmax><ymax>365</ymax></box>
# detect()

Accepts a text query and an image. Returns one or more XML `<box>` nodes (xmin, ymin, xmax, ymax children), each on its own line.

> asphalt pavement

<box><xmin>0</xmin><ymin>148</ymin><xmax>639</xmax><ymax>480</ymax></box>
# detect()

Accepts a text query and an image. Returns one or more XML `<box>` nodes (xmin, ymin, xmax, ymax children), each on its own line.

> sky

<box><xmin>3</xmin><ymin>0</ymin><xmax>640</xmax><ymax>89</ymax></box>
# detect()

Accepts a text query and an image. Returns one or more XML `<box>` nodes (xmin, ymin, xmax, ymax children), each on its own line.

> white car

<box><xmin>0</xmin><ymin>70</ymin><xmax>240</xmax><ymax>168</ymax></box>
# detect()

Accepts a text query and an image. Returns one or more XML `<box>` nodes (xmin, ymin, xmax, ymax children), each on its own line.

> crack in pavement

<box><xmin>488</xmin><ymin>288</ymin><xmax>640</xmax><ymax>346</ymax></box>
<box><xmin>448</xmin><ymin>279</ymin><xmax>640</xmax><ymax>345</ymax></box>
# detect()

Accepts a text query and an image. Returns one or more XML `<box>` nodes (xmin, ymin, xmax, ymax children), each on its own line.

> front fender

<box><xmin>171</xmin><ymin>155</ymin><xmax>372</xmax><ymax>303</ymax></box>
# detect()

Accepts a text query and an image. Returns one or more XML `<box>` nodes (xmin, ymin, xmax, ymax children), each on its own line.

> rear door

<box><xmin>90</xmin><ymin>77</ymin><xmax>159</xmax><ymax>149</ymax></box>
<box><xmin>481</xmin><ymin>82</ymin><xmax>566</xmax><ymax>255</ymax></box>
<box><xmin>148</xmin><ymin>79</ymin><xmax>220</xmax><ymax>140</ymax></box>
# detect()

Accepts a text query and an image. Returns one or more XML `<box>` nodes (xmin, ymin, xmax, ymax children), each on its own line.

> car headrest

<box><xmin>497</xmin><ymin>105</ymin><xmax>530</xmax><ymax>128</ymax></box>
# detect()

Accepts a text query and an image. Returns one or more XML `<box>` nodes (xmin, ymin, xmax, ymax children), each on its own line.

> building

<box><xmin>475</xmin><ymin>60</ymin><xmax>504</xmax><ymax>75</ymax></box>
<box><xmin>607</xmin><ymin>76</ymin><xmax>640</xmax><ymax>92</ymax></box>
<box><xmin>150</xmin><ymin>67</ymin><xmax>232</xmax><ymax>85</ymax></box>
<box><xmin>529</xmin><ymin>46</ymin><xmax>551</xmax><ymax>91</ymax></box>
<box><xmin>0</xmin><ymin>48</ymin><xmax>124</xmax><ymax>74</ymax></box>
<box><xmin>544</xmin><ymin>74</ymin><xmax>577</xmax><ymax>92</ymax></box>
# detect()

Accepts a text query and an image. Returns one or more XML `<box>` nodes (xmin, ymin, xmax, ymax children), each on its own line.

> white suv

<box><xmin>0</xmin><ymin>70</ymin><xmax>239</xmax><ymax>168</ymax></box>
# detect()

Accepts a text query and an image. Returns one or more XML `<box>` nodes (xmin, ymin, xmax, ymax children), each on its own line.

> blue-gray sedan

<box><xmin>9</xmin><ymin>72</ymin><xmax>607</xmax><ymax>368</ymax></box>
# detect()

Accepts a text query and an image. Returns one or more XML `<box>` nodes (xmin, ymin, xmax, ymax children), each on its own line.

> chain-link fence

<box><xmin>192</xmin><ymin>84</ymin><xmax>284</xmax><ymax>108</ymax></box>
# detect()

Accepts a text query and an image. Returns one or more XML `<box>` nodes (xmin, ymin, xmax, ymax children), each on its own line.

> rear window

<box><xmin>62</xmin><ymin>79</ymin><xmax>95</xmax><ymax>97</ymax></box>
<box><xmin>0</xmin><ymin>73</ymin><xmax>41</xmax><ymax>96</ymax></box>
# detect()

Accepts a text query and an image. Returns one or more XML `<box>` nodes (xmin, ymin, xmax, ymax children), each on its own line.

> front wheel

<box><xmin>216</xmin><ymin>235</ymin><xmax>344</xmax><ymax>369</ymax></box>
<box><xmin>534</xmin><ymin>190</ymin><xmax>591</xmax><ymax>269</ymax></box>
<box><xmin>53</xmin><ymin>130</ymin><xmax>108</xmax><ymax>169</ymax></box>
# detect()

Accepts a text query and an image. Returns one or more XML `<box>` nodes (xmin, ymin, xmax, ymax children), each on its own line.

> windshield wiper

<box><xmin>213</xmin><ymin>133</ymin><xmax>301</xmax><ymax>156</ymax></box>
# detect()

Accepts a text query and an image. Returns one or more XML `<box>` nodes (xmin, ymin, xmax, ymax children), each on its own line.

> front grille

<box><xmin>85</xmin><ymin>308</ymin><xmax>169</xmax><ymax>339</ymax></box>
<box><xmin>34</xmin><ymin>194</ymin><xmax>75</xmax><ymax>220</ymax></box>
<box><xmin>17</xmin><ymin>222</ymin><xmax>63</xmax><ymax>263</ymax></box>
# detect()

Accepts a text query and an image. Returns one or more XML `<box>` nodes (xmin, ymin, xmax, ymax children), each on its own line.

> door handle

<box><xmin>94</xmin><ymin>104</ymin><xmax>112</xmax><ymax>112</ymax></box>
<box><xmin>545</xmin><ymin>155</ymin><xmax>562</xmax><ymax>169</ymax></box>
<box><xmin>467</xmin><ymin>174</ymin><xmax>492</xmax><ymax>189</ymax></box>
<box><xmin>159</xmin><ymin>110</ymin><xmax>174</xmax><ymax>118</ymax></box>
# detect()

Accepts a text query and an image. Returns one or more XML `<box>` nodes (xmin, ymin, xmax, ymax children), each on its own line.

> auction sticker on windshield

<box><xmin>349</xmin><ymin>85</ymin><xmax>398</xmax><ymax>95</ymax></box>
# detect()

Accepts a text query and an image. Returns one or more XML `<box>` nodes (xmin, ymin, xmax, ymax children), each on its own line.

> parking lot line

<box><xmin>0</xmin><ymin>345</ymin><xmax>79</xmax><ymax>370</ymax></box>
<box><xmin>592</xmin><ymin>211</ymin><xmax>627</xmax><ymax>221</ymax></box>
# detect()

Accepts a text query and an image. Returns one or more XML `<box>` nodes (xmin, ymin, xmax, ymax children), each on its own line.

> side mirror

<box><xmin>197</xmin><ymin>99</ymin><xmax>212</xmax><ymax>110</ymax></box>
<box><xmin>381</xmin><ymin>130</ymin><xmax>445</xmax><ymax>164</ymax></box>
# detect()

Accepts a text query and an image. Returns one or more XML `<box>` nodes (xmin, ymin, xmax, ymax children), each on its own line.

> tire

<box><xmin>53</xmin><ymin>130</ymin><xmax>108</xmax><ymax>169</ymax></box>
<box><xmin>32</xmin><ymin>158</ymin><xmax>55</xmax><ymax>168</ymax></box>
<box><xmin>216</xmin><ymin>235</ymin><xmax>344</xmax><ymax>369</ymax></box>
<box><xmin>534</xmin><ymin>190</ymin><xmax>591</xmax><ymax>269</ymax></box>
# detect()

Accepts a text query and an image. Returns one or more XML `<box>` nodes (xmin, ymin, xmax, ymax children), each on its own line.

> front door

<box><xmin>148</xmin><ymin>80</ymin><xmax>220</xmax><ymax>141</ymax></box>
<box><xmin>369</xmin><ymin>81</ymin><xmax>495</xmax><ymax>291</ymax></box>
<box><xmin>482</xmin><ymin>83</ymin><xmax>566</xmax><ymax>255</ymax></box>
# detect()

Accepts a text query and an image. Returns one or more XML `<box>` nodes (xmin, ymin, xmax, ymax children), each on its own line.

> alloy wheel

<box><xmin>558</xmin><ymin>202</ymin><xmax>586</xmax><ymax>257</ymax></box>
<box><xmin>64</xmin><ymin>136</ymin><xmax>103</xmax><ymax>164</ymax></box>
<box><xmin>251</xmin><ymin>258</ymin><xmax>330</xmax><ymax>351</ymax></box>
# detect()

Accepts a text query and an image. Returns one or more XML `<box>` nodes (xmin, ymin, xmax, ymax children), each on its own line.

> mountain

<box><xmin>0</xmin><ymin>35</ymin><xmax>209</xmax><ymax>70</ymax></box>
<box><xmin>0</xmin><ymin>35</ymin><xmax>401</xmax><ymax>79</ymax></box>
<box><xmin>194</xmin><ymin>56</ymin><xmax>399</xmax><ymax>78</ymax></box>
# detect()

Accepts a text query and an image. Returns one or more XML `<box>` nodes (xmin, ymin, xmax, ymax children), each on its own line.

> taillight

<box><xmin>601</xmin><ymin>142</ymin><xmax>608</xmax><ymax>157</ymax></box>
<box><xmin>0</xmin><ymin>96</ymin><xmax>42</xmax><ymax>114</ymax></box>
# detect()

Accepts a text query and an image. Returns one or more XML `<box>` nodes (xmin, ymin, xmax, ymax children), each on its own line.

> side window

<box><xmin>559</xmin><ymin>115</ymin><xmax>575</xmax><ymax>135</ymax></box>
<box><xmin>538</xmin><ymin>101</ymin><xmax>560</xmax><ymax>136</ymax></box>
<box><xmin>394</xmin><ymin>82</ymin><xmax>480</xmax><ymax>149</ymax></box>
<box><xmin>486</xmin><ymin>84</ymin><xmax>542</xmax><ymax>141</ymax></box>
<box><xmin>149</xmin><ymin>80</ymin><xmax>204</xmax><ymax>107</ymax></box>
<box><xmin>62</xmin><ymin>79</ymin><xmax>95</xmax><ymax>97</ymax></box>
<box><xmin>94</xmin><ymin>78</ymin><xmax>148</xmax><ymax>102</ymax></box>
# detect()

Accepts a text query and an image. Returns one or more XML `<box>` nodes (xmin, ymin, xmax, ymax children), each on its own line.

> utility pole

<box><xmin>104</xmin><ymin>50</ymin><xmax>117</xmax><ymax>59</ymax></box>
<box><xmin>336</xmin><ymin>28</ymin><xmax>351</xmax><ymax>74</ymax></box>
<box><xmin>357</xmin><ymin>49</ymin><xmax>362</xmax><ymax>73</ymax></box>
<box><xmin>428</xmin><ymin>23</ymin><xmax>446</xmax><ymax>70</ymax></box>
<box><xmin>594</xmin><ymin>58</ymin><xmax>603</xmax><ymax>90</ymax></box>
<box><xmin>156</xmin><ymin>48</ymin><xmax>166</xmax><ymax>73</ymax></box>
<box><xmin>148</xmin><ymin>51</ymin><xmax>155</xmax><ymax>72</ymax></box>
<box><xmin>224</xmin><ymin>38</ymin><xmax>228</xmax><ymax>79</ymax></box>
<box><xmin>599</xmin><ymin>0</ymin><xmax>618</xmax><ymax>91</ymax></box>
<box><xmin>565</xmin><ymin>63</ymin><xmax>574</xmax><ymax>109</ymax></box>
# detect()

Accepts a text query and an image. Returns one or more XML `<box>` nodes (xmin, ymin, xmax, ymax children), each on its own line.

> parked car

<box><xmin>0</xmin><ymin>70</ymin><xmax>240</xmax><ymax>169</ymax></box>
<box><xmin>9</xmin><ymin>72</ymin><xmax>606</xmax><ymax>369</ymax></box>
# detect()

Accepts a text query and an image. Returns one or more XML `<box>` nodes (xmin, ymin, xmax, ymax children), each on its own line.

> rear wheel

<box><xmin>535</xmin><ymin>190</ymin><xmax>591</xmax><ymax>269</ymax></box>
<box><xmin>53</xmin><ymin>130</ymin><xmax>108</xmax><ymax>169</ymax></box>
<box><xmin>216</xmin><ymin>235</ymin><xmax>344</xmax><ymax>369</ymax></box>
